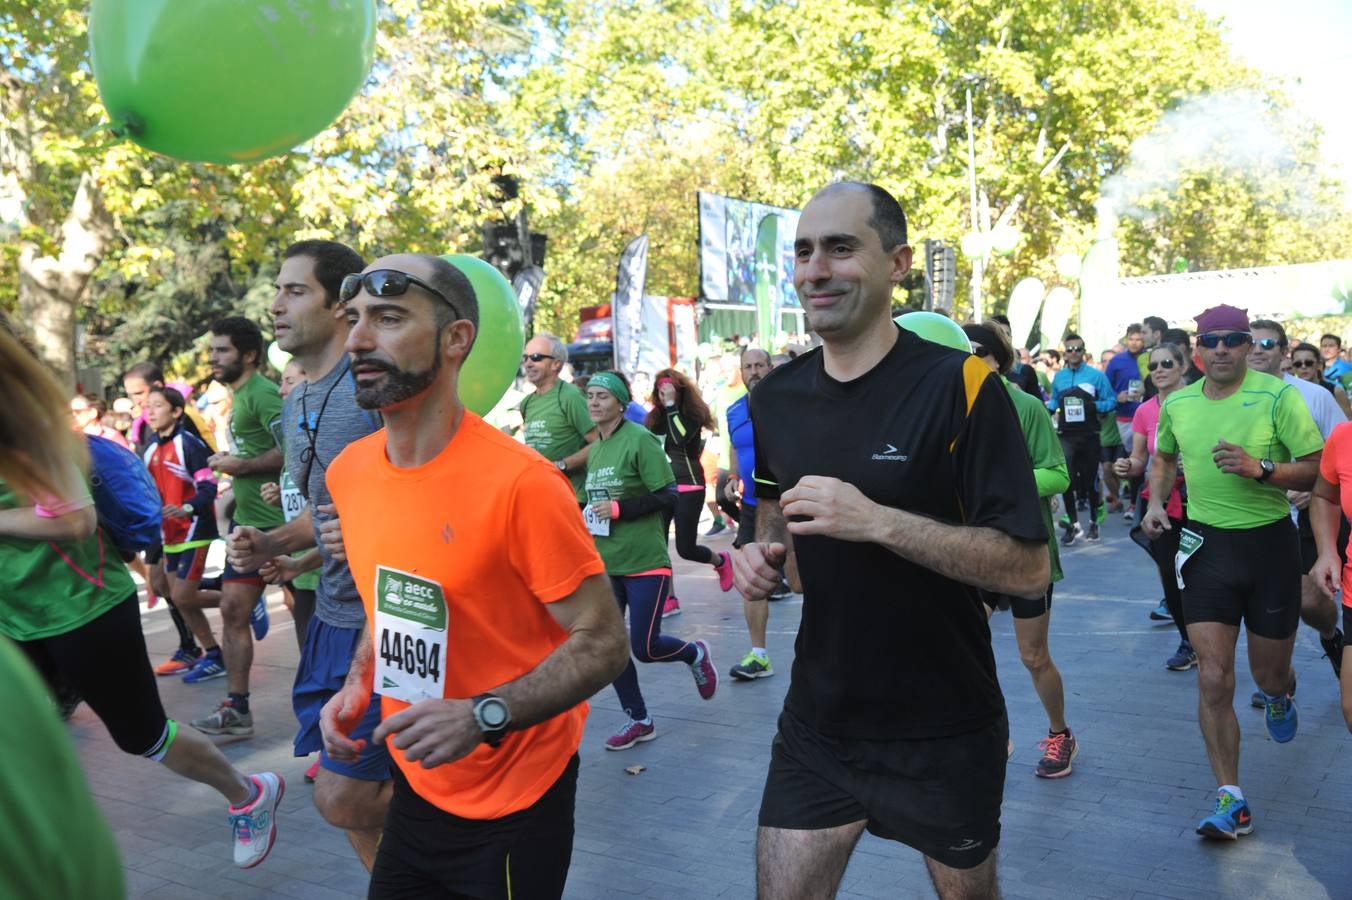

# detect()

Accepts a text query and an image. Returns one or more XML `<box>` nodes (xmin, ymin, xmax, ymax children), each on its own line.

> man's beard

<box><xmin>353</xmin><ymin>334</ymin><xmax>441</xmax><ymax>410</ymax></box>
<box><xmin>216</xmin><ymin>360</ymin><xmax>244</xmax><ymax>384</ymax></box>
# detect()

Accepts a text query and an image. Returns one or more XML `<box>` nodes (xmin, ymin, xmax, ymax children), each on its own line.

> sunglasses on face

<box><xmin>1253</xmin><ymin>338</ymin><xmax>1280</xmax><ymax>351</ymax></box>
<box><xmin>522</xmin><ymin>353</ymin><xmax>556</xmax><ymax>363</ymax></box>
<box><xmin>1064</xmin><ymin>345</ymin><xmax>1084</xmax><ymax>353</ymax></box>
<box><xmin>972</xmin><ymin>345</ymin><xmax>992</xmax><ymax>359</ymax></box>
<box><xmin>1196</xmin><ymin>332</ymin><xmax>1252</xmax><ymax>349</ymax></box>
<box><xmin>1147</xmin><ymin>359</ymin><xmax>1176</xmax><ymax>372</ymax></box>
<box><xmin>1292</xmin><ymin>358</ymin><xmax>1319</xmax><ymax>368</ymax></box>
<box><xmin>338</xmin><ymin>269</ymin><xmax>460</xmax><ymax>319</ymax></box>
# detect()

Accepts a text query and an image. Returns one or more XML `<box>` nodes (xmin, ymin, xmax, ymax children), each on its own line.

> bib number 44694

<box><xmin>374</xmin><ymin>566</ymin><xmax>448</xmax><ymax>703</ymax></box>
<box><xmin>380</xmin><ymin>628</ymin><xmax>441</xmax><ymax>681</ymax></box>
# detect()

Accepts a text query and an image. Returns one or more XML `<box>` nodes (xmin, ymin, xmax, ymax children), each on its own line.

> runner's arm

<box><xmin>1311</xmin><ymin>473</ymin><xmax>1343</xmax><ymax>595</ymax></box>
<box><xmin>0</xmin><ymin>504</ymin><xmax>97</xmax><ymax>541</ymax></box>
<box><xmin>224</xmin><ymin>446</ymin><xmax>283</xmax><ymax>477</ymax></box>
<box><xmin>558</xmin><ymin>440</ymin><xmax>593</xmax><ymax>474</ymax></box>
<box><xmin>1146</xmin><ymin>450</ymin><xmax>1178</xmax><ymax>510</ymax></box>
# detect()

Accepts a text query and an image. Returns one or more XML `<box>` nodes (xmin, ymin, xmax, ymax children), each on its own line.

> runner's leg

<box><xmin>924</xmin><ymin>851</ymin><xmax>1000</xmax><ymax>900</ymax></box>
<box><xmin>1188</xmin><ymin>621</ymin><xmax>1242</xmax><ymax>786</ymax></box>
<box><xmin>1012</xmin><ymin>610</ymin><xmax>1066</xmax><ymax>733</ymax></box>
<box><xmin>313</xmin><ymin>769</ymin><xmax>391</xmax><ymax>871</ymax></box>
<box><xmin>757</xmin><ymin>822</ymin><xmax>866</xmax><ymax>900</ymax></box>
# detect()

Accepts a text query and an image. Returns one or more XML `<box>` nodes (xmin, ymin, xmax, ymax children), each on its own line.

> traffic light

<box><xmin>481</xmin><ymin>175</ymin><xmax>547</xmax><ymax>282</ymax></box>
<box><xmin>924</xmin><ymin>239</ymin><xmax>957</xmax><ymax>311</ymax></box>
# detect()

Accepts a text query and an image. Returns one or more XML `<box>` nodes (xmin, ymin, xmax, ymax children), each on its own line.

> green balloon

<box><xmin>90</xmin><ymin>0</ymin><xmax>376</xmax><ymax>164</ymax></box>
<box><xmin>895</xmin><ymin>311</ymin><xmax>972</xmax><ymax>353</ymax></box>
<box><xmin>440</xmin><ymin>255</ymin><xmax>525</xmax><ymax>416</ymax></box>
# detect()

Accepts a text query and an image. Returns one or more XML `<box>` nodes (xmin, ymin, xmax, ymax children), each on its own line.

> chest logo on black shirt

<box><xmin>871</xmin><ymin>443</ymin><xmax>910</xmax><ymax>462</ymax></box>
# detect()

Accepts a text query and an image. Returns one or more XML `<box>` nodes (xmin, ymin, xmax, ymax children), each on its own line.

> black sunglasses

<box><xmin>972</xmin><ymin>345</ymin><xmax>991</xmax><ymax>359</ymax></box>
<box><xmin>1147</xmin><ymin>359</ymin><xmax>1176</xmax><ymax>372</ymax></box>
<box><xmin>338</xmin><ymin>270</ymin><xmax>461</xmax><ymax>319</ymax></box>
<box><xmin>1253</xmin><ymin>338</ymin><xmax>1280</xmax><ymax>351</ymax></box>
<box><xmin>1292</xmin><ymin>358</ymin><xmax>1319</xmax><ymax>368</ymax></box>
<box><xmin>522</xmin><ymin>353</ymin><xmax>556</xmax><ymax>363</ymax></box>
<box><xmin>1064</xmin><ymin>345</ymin><xmax>1085</xmax><ymax>353</ymax></box>
<box><xmin>1197</xmin><ymin>332</ymin><xmax>1251</xmax><ymax>349</ymax></box>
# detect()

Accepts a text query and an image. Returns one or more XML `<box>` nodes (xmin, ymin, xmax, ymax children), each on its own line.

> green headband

<box><xmin>589</xmin><ymin>371</ymin><xmax>631</xmax><ymax>406</ymax></box>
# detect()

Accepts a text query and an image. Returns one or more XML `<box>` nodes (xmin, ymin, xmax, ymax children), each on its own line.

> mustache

<box><xmin>351</xmin><ymin>355</ymin><xmax>396</xmax><ymax>373</ymax></box>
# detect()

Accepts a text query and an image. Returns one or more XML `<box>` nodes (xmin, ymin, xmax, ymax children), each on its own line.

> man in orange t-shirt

<box><xmin>320</xmin><ymin>253</ymin><xmax>630</xmax><ymax>898</ymax></box>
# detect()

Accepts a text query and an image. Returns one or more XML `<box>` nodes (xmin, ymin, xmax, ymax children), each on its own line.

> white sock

<box><xmin>1219</xmin><ymin>784</ymin><xmax>1244</xmax><ymax>802</ymax></box>
<box><xmin>751</xmin><ymin>647</ymin><xmax>767</xmax><ymax>657</ymax></box>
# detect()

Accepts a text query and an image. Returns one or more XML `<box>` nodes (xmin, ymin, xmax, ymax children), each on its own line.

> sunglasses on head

<box><xmin>1253</xmin><ymin>338</ymin><xmax>1280</xmax><ymax>351</ymax></box>
<box><xmin>338</xmin><ymin>269</ymin><xmax>461</xmax><ymax>319</ymax></box>
<box><xmin>1196</xmin><ymin>332</ymin><xmax>1251</xmax><ymax>349</ymax></box>
<box><xmin>1292</xmin><ymin>358</ymin><xmax>1318</xmax><ymax>368</ymax></box>
<box><xmin>522</xmin><ymin>353</ymin><xmax>555</xmax><ymax>363</ymax></box>
<box><xmin>1064</xmin><ymin>345</ymin><xmax>1085</xmax><ymax>353</ymax></box>
<box><xmin>1147</xmin><ymin>359</ymin><xmax>1176</xmax><ymax>372</ymax></box>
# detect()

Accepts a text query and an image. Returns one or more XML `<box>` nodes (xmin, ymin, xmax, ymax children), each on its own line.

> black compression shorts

<box><xmin>1181</xmin><ymin>518</ymin><xmax>1301</xmax><ymax>640</ymax></box>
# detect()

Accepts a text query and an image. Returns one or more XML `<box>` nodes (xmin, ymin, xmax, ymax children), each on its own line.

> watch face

<box><xmin>479</xmin><ymin>699</ymin><xmax>508</xmax><ymax>728</ymax></box>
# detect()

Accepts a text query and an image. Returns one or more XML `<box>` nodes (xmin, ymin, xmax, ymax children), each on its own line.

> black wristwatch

<box><xmin>1255</xmin><ymin>458</ymin><xmax>1276</xmax><ymax>483</ymax></box>
<box><xmin>471</xmin><ymin>694</ymin><xmax>511</xmax><ymax>748</ymax></box>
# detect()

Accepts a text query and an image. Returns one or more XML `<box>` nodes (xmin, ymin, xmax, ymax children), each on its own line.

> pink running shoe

<box><xmin>662</xmin><ymin>596</ymin><xmax>681</xmax><ymax>618</ymax></box>
<box><xmin>229</xmin><ymin>772</ymin><xmax>284</xmax><ymax>868</ymax></box>
<box><xmin>689</xmin><ymin>640</ymin><xmax>718</xmax><ymax>700</ymax></box>
<box><xmin>715</xmin><ymin>552</ymin><xmax>735</xmax><ymax>592</ymax></box>
<box><xmin>605</xmin><ymin>717</ymin><xmax>656</xmax><ymax>751</ymax></box>
<box><xmin>304</xmin><ymin>759</ymin><xmax>320</xmax><ymax>784</ymax></box>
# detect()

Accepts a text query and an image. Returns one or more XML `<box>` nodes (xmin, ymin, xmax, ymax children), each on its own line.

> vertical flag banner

<box><xmin>1006</xmin><ymin>277</ymin><xmax>1046</xmax><ymax>350</ymax></box>
<box><xmin>613</xmin><ymin>235</ymin><xmax>649</xmax><ymax>376</ymax></box>
<box><xmin>754</xmin><ymin>214</ymin><xmax>782</xmax><ymax>346</ymax></box>
<box><xmin>1041</xmin><ymin>286</ymin><xmax>1076</xmax><ymax>351</ymax></box>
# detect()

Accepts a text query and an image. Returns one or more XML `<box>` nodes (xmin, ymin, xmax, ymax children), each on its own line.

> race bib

<box><xmin>373</xmin><ymin>566</ymin><xmax>446</xmax><ymax>703</ymax></box>
<box><xmin>1064</xmin><ymin>396</ymin><xmax>1086</xmax><ymax>423</ymax></box>
<box><xmin>584</xmin><ymin>489</ymin><xmax>611</xmax><ymax>537</ymax></box>
<box><xmin>1175</xmin><ymin>528</ymin><xmax>1204</xmax><ymax>590</ymax></box>
<box><xmin>279</xmin><ymin>470</ymin><xmax>306</xmax><ymax>523</ymax></box>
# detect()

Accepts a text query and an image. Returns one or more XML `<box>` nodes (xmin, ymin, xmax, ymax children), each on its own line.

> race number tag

<box><xmin>279</xmin><ymin>470</ymin><xmax>306</xmax><ymax>523</ymax></box>
<box><xmin>1175</xmin><ymin>528</ymin><xmax>1204</xmax><ymax>589</ymax></box>
<box><xmin>1063</xmin><ymin>396</ymin><xmax>1086</xmax><ymax>423</ymax></box>
<box><xmin>584</xmin><ymin>489</ymin><xmax>611</xmax><ymax>537</ymax></box>
<box><xmin>374</xmin><ymin>566</ymin><xmax>446</xmax><ymax>703</ymax></box>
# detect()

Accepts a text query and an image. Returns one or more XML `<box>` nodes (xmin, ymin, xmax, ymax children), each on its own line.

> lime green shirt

<box><xmin>229</xmin><ymin>371</ymin><xmax>286</xmax><ymax>528</ymax></box>
<box><xmin>1005</xmin><ymin>379</ymin><xmax>1068</xmax><ymax>584</ymax></box>
<box><xmin>584</xmin><ymin>420</ymin><xmax>676</xmax><ymax>576</ymax></box>
<box><xmin>1156</xmin><ymin>368</ymin><xmax>1323</xmax><ymax>529</ymax></box>
<box><xmin>1099</xmin><ymin>407</ymin><xmax>1122</xmax><ymax>448</ymax></box>
<box><xmin>521</xmin><ymin>380</ymin><xmax>593</xmax><ymax>498</ymax></box>
<box><xmin>0</xmin><ymin>481</ymin><xmax>136</xmax><ymax>641</ymax></box>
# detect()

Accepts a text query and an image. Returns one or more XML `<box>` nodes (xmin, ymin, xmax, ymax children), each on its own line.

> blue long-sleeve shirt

<box><xmin>1047</xmin><ymin>364</ymin><xmax>1116</xmax><ymax>416</ymax></box>
<box><xmin>1104</xmin><ymin>350</ymin><xmax>1144</xmax><ymax>420</ymax></box>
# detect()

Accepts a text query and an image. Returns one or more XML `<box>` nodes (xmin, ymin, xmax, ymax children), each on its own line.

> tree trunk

<box><xmin>16</xmin><ymin>173</ymin><xmax>115</xmax><ymax>389</ymax></box>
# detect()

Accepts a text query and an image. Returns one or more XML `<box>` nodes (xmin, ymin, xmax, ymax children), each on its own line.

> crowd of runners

<box><xmin>5</xmin><ymin>182</ymin><xmax>1352</xmax><ymax>898</ymax></box>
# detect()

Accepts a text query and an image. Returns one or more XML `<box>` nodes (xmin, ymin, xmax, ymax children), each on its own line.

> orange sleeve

<box><xmin>506</xmin><ymin>461</ymin><xmax>606</xmax><ymax>603</ymax></box>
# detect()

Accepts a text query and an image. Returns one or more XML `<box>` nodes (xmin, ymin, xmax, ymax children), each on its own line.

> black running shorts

<box><xmin>368</xmin><ymin>754</ymin><xmax>579</xmax><ymax>899</ymax></box>
<box><xmin>1181</xmin><ymin>518</ymin><xmax>1301</xmax><ymax>640</ymax></box>
<box><xmin>982</xmin><ymin>584</ymin><xmax>1053</xmax><ymax>620</ymax></box>
<box><xmin>758</xmin><ymin>709</ymin><xmax>1006</xmax><ymax>869</ymax></box>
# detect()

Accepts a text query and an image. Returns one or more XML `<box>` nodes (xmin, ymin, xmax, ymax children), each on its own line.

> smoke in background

<box><xmin>1094</xmin><ymin>90</ymin><xmax>1318</xmax><ymax>238</ymax></box>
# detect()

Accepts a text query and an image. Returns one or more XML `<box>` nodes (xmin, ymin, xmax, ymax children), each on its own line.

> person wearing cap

<box><xmin>965</xmin><ymin>322</ymin><xmax>1078</xmax><ymax>779</ymax></box>
<box><xmin>582</xmin><ymin>369</ymin><xmax>721</xmax><ymax>751</ymax></box>
<box><xmin>1142</xmin><ymin>304</ymin><xmax>1323</xmax><ymax>841</ymax></box>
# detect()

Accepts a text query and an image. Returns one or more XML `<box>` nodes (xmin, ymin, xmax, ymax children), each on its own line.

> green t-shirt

<box><xmin>1156</xmin><ymin>368</ymin><xmax>1324</xmax><ymax>529</ymax></box>
<box><xmin>1005</xmin><ymin>379</ymin><xmax>1067</xmax><ymax>584</ymax></box>
<box><xmin>0</xmin><ymin>482</ymin><xmax>136</xmax><ymax>641</ymax></box>
<box><xmin>229</xmin><ymin>371</ymin><xmax>286</xmax><ymax>528</ymax></box>
<box><xmin>584</xmin><ymin>419</ymin><xmax>676</xmax><ymax>576</ymax></box>
<box><xmin>0</xmin><ymin>636</ymin><xmax>124</xmax><ymax>899</ymax></box>
<box><xmin>1099</xmin><ymin>408</ymin><xmax>1122</xmax><ymax>447</ymax></box>
<box><xmin>520</xmin><ymin>381</ymin><xmax>593</xmax><ymax>497</ymax></box>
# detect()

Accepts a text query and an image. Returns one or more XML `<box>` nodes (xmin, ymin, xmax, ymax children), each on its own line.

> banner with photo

<box><xmin>698</xmin><ymin>192</ymin><xmax>800</xmax><ymax>307</ymax></box>
<box><xmin>612</xmin><ymin>234</ymin><xmax>649</xmax><ymax>377</ymax></box>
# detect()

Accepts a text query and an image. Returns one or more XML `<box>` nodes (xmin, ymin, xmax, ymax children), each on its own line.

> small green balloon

<box><xmin>896</xmin><ymin>311</ymin><xmax>972</xmax><ymax>353</ymax></box>
<box><xmin>266</xmin><ymin>341</ymin><xmax>292</xmax><ymax>374</ymax></box>
<box><xmin>90</xmin><ymin>0</ymin><xmax>376</xmax><ymax>164</ymax></box>
<box><xmin>440</xmin><ymin>255</ymin><xmax>525</xmax><ymax>416</ymax></box>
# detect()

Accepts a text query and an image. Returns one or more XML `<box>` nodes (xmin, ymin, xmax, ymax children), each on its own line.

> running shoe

<box><xmin>192</xmin><ymin>699</ymin><xmax>255</xmax><ymax>736</ymax></box>
<box><xmin>661</xmin><ymin>596</ymin><xmax>681</xmax><ymax>618</ymax></box>
<box><xmin>1149</xmin><ymin>599</ymin><xmax>1172</xmax><ymax>621</ymax></box>
<box><xmin>1263</xmin><ymin>692</ymin><xmax>1298</xmax><ymax>743</ymax></box>
<box><xmin>1196</xmin><ymin>789</ymin><xmax>1252</xmax><ymax>840</ymax></box>
<box><xmin>1250</xmin><ymin>671</ymin><xmax>1297</xmax><ymax>709</ymax></box>
<box><xmin>1320</xmin><ymin>628</ymin><xmax>1344</xmax><ymax>680</ymax></box>
<box><xmin>715</xmin><ymin>551</ymin><xmax>735</xmax><ymax>592</ymax></box>
<box><xmin>769</xmin><ymin>580</ymin><xmax>793</xmax><ymax>600</ymax></box>
<box><xmin>250</xmin><ymin>595</ymin><xmax>269</xmax><ymax>641</ymax></box>
<box><xmin>730</xmin><ymin>650</ymin><xmax>773</xmax><ymax>680</ymax></box>
<box><xmin>703</xmin><ymin>518</ymin><xmax>727</xmax><ymax>537</ymax></box>
<box><xmin>183</xmin><ymin>649</ymin><xmax>227</xmax><ymax>683</ymax></box>
<box><xmin>229</xmin><ymin>772</ymin><xmax>284</xmax><ymax>868</ymax></box>
<box><xmin>155</xmin><ymin>646</ymin><xmax>203</xmax><ymax>677</ymax></box>
<box><xmin>1122</xmin><ymin>507</ymin><xmax>1135</xmax><ymax>522</ymax></box>
<box><xmin>1166</xmin><ymin>641</ymin><xmax>1198</xmax><ymax>671</ymax></box>
<box><xmin>303</xmin><ymin>759</ymin><xmax>320</xmax><ymax>784</ymax></box>
<box><xmin>1086</xmin><ymin>523</ymin><xmax>1100</xmax><ymax>541</ymax></box>
<box><xmin>689</xmin><ymin>640</ymin><xmax>718</xmax><ymax>700</ymax></box>
<box><xmin>604</xmin><ymin>717</ymin><xmax>656</xmax><ymax>751</ymax></box>
<box><xmin>1060</xmin><ymin>521</ymin><xmax>1078</xmax><ymax>546</ymax></box>
<box><xmin>1035</xmin><ymin>730</ymin><xmax>1078</xmax><ymax>779</ymax></box>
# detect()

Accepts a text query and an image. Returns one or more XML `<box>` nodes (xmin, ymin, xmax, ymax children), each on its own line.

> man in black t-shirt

<box><xmin>733</xmin><ymin>182</ymin><xmax>1049</xmax><ymax>898</ymax></box>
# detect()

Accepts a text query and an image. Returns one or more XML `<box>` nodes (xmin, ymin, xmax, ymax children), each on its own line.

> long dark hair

<box><xmin>645</xmin><ymin>368</ymin><xmax>714</xmax><ymax>433</ymax></box>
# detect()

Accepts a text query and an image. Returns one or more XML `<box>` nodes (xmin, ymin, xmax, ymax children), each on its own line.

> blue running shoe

<box><xmin>1263</xmin><ymin>692</ymin><xmax>1298</xmax><ymax>743</ymax></box>
<box><xmin>183</xmin><ymin>649</ymin><xmax>227</xmax><ymax>684</ymax></box>
<box><xmin>1196</xmin><ymin>790</ymin><xmax>1253</xmax><ymax>840</ymax></box>
<box><xmin>250</xmin><ymin>595</ymin><xmax>269</xmax><ymax>641</ymax></box>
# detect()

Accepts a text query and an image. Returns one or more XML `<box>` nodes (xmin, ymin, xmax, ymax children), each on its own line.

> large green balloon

<box><xmin>90</xmin><ymin>0</ymin><xmax>376</xmax><ymax>164</ymax></box>
<box><xmin>896</xmin><ymin>311</ymin><xmax>972</xmax><ymax>353</ymax></box>
<box><xmin>441</xmin><ymin>256</ymin><xmax>525</xmax><ymax>416</ymax></box>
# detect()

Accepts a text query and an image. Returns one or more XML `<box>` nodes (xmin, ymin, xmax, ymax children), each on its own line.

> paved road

<box><xmin>71</xmin><ymin>513</ymin><xmax>1351</xmax><ymax>899</ymax></box>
